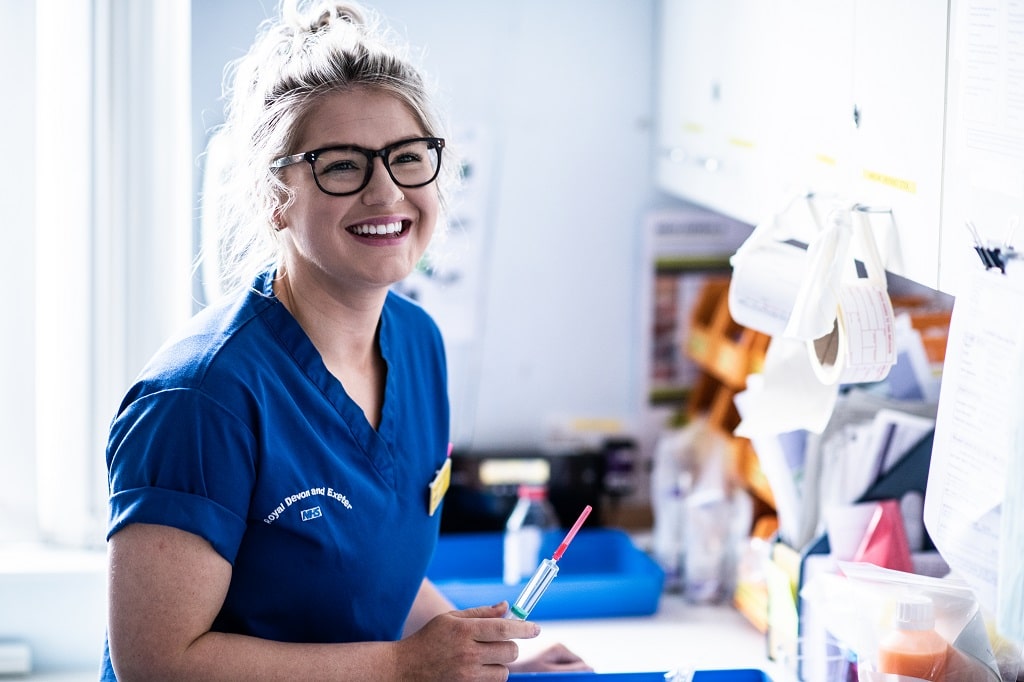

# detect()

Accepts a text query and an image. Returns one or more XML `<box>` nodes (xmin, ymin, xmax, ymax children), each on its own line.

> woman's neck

<box><xmin>273</xmin><ymin>270</ymin><xmax>388</xmax><ymax>428</ymax></box>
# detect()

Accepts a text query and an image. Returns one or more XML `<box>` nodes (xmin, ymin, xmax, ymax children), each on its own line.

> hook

<box><xmin>853</xmin><ymin>203</ymin><xmax>893</xmax><ymax>214</ymax></box>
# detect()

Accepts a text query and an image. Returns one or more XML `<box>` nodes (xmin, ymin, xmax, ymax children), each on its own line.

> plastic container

<box><xmin>650</xmin><ymin>427</ymin><xmax>694</xmax><ymax>592</ymax></box>
<box><xmin>503</xmin><ymin>484</ymin><xmax>559</xmax><ymax>585</ymax></box>
<box><xmin>876</xmin><ymin>594</ymin><xmax>948</xmax><ymax>681</ymax></box>
<box><xmin>508</xmin><ymin>669</ymin><xmax>773</xmax><ymax>681</ymax></box>
<box><xmin>427</xmin><ymin>528</ymin><xmax>665</xmax><ymax>619</ymax></box>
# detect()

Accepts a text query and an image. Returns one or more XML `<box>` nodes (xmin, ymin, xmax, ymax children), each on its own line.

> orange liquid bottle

<box><xmin>877</xmin><ymin>594</ymin><xmax>948</xmax><ymax>681</ymax></box>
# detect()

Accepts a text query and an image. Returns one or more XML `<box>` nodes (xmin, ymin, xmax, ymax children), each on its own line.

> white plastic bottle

<box><xmin>651</xmin><ymin>432</ymin><xmax>692</xmax><ymax>592</ymax></box>
<box><xmin>503</xmin><ymin>484</ymin><xmax>559</xmax><ymax>585</ymax></box>
<box><xmin>877</xmin><ymin>593</ymin><xmax>948</xmax><ymax>681</ymax></box>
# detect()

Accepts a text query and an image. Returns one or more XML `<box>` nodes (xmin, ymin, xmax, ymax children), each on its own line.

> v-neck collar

<box><xmin>257</xmin><ymin>272</ymin><xmax>396</xmax><ymax>487</ymax></box>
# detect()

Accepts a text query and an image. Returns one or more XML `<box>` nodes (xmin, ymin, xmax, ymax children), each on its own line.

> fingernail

<box><xmin>532</xmin><ymin>623</ymin><xmax>542</xmax><ymax>636</ymax></box>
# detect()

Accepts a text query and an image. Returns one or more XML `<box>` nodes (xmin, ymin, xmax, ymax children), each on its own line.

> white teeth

<box><xmin>352</xmin><ymin>221</ymin><xmax>403</xmax><ymax>236</ymax></box>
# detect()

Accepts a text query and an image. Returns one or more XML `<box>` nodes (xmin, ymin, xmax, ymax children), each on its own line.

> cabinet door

<box><xmin>771</xmin><ymin>0</ymin><xmax>857</xmax><ymax>206</ymax></box>
<box><xmin>847</xmin><ymin>0</ymin><xmax>950</xmax><ymax>288</ymax></box>
<box><xmin>656</xmin><ymin>0</ymin><xmax>734</xmax><ymax>217</ymax></box>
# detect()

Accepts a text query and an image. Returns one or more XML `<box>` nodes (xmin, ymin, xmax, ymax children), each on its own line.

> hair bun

<box><xmin>305</xmin><ymin>2</ymin><xmax>366</xmax><ymax>33</ymax></box>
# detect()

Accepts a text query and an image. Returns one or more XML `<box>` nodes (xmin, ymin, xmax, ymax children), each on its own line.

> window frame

<box><xmin>0</xmin><ymin>0</ymin><xmax>194</xmax><ymax>549</ymax></box>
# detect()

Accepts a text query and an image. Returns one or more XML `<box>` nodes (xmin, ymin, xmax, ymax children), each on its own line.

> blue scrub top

<box><xmin>103</xmin><ymin>272</ymin><xmax>449</xmax><ymax>675</ymax></box>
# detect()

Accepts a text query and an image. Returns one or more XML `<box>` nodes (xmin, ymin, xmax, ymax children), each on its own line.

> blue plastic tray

<box><xmin>508</xmin><ymin>670</ymin><xmax>772</xmax><ymax>681</ymax></box>
<box><xmin>426</xmin><ymin>528</ymin><xmax>665</xmax><ymax>619</ymax></box>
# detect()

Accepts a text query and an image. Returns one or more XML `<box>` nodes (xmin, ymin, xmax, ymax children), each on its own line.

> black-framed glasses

<box><xmin>270</xmin><ymin>136</ymin><xmax>445</xmax><ymax>197</ymax></box>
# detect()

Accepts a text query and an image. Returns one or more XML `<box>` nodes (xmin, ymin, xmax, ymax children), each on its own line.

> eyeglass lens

<box><xmin>312</xmin><ymin>139</ymin><xmax>441</xmax><ymax>195</ymax></box>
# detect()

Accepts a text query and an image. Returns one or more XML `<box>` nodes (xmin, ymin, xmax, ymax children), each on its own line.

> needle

<box><xmin>553</xmin><ymin>505</ymin><xmax>592</xmax><ymax>561</ymax></box>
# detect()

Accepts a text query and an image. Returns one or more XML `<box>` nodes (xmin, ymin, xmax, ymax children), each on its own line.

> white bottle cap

<box><xmin>894</xmin><ymin>593</ymin><xmax>935</xmax><ymax>631</ymax></box>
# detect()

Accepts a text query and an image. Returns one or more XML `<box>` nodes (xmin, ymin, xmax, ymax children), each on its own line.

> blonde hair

<box><xmin>200</xmin><ymin>0</ymin><xmax>455</xmax><ymax>299</ymax></box>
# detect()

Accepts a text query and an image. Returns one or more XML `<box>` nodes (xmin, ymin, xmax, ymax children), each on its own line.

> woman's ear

<box><xmin>271</xmin><ymin>206</ymin><xmax>287</xmax><ymax>231</ymax></box>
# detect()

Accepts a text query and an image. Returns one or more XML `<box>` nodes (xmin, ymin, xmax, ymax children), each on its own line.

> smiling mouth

<box><xmin>348</xmin><ymin>221</ymin><xmax>407</xmax><ymax>238</ymax></box>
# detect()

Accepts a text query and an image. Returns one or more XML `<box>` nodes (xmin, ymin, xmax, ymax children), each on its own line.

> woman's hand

<box><xmin>507</xmin><ymin>641</ymin><xmax>594</xmax><ymax>674</ymax></box>
<box><xmin>395</xmin><ymin>602</ymin><xmax>540</xmax><ymax>681</ymax></box>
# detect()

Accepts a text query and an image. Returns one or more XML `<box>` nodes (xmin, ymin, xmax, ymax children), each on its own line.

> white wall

<box><xmin>191</xmin><ymin>0</ymin><xmax>664</xmax><ymax>451</ymax></box>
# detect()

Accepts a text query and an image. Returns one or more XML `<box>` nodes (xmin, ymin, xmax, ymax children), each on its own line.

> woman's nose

<box><xmin>360</xmin><ymin>157</ymin><xmax>405</xmax><ymax>205</ymax></box>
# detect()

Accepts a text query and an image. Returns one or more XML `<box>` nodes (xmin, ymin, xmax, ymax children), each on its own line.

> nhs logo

<box><xmin>300</xmin><ymin>506</ymin><xmax>323</xmax><ymax>522</ymax></box>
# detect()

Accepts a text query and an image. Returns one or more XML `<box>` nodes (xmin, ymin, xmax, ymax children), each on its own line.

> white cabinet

<box><xmin>656</xmin><ymin>0</ymin><xmax>858</xmax><ymax>227</ymax></box>
<box><xmin>656</xmin><ymin>0</ymin><xmax>951</xmax><ymax>290</ymax></box>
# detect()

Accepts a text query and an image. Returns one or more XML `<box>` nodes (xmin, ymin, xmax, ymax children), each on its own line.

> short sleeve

<box><xmin>106</xmin><ymin>387</ymin><xmax>256</xmax><ymax>564</ymax></box>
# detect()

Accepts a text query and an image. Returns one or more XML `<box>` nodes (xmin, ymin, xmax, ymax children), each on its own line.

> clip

<box><xmin>966</xmin><ymin>221</ymin><xmax>1006</xmax><ymax>273</ymax></box>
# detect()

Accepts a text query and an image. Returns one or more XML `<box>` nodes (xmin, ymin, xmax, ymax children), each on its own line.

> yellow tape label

<box><xmin>863</xmin><ymin>169</ymin><xmax>917</xmax><ymax>194</ymax></box>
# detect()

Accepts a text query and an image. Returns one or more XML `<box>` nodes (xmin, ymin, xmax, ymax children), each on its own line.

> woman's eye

<box><xmin>321</xmin><ymin>159</ymin><xmax>361</xmax><ymax>174</ymax></box>
<box><xmin>392</xmin><ymin>152</ymin><xmax>424</xmax><ymax>166</ymax></box>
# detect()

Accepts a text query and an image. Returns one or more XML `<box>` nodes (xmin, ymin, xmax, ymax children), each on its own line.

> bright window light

<box><xmin>17</xmin><ymin>0</ymin><xmax>194</xmax><ymax>549</ymax></box>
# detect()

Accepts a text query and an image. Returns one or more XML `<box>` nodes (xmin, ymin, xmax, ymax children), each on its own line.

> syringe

<box><xmin>505</xmin><ymin>504</ymin><xmax>592</xmax><ymax>620</ymax></box>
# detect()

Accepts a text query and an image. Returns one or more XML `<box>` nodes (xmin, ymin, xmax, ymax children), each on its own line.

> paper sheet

<box><xmin>734</xmin><ymin>337</ymin><xmax>840</xmax><ymax>437</ymax></box>
<box><xmin>1001</xmin><ymin>410</ymin><xmax>1024</xmax><ymax>642</ymax></box>
<box><xmin>923</xmin><ymin>266</ymin><xmax>1024</xmax><ymax>641</ymax></box>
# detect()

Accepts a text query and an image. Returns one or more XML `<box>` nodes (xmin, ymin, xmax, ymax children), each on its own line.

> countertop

<box><xmin>21</xmin><ymin>598</ymin><xmax>793</xmax><ymax>681</ymax></box>
<box><xmin>517</xmin><ymin>595</ymin><xmax>793</xmax><ymax>680</ymax></box>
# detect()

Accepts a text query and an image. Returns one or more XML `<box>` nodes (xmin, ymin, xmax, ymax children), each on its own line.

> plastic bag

<box><xmin>800</xmin><ymin>562</ymin><xmax>1016</xmax><ymax>681</ymax></box>
<box><xmin>649</xmin><ymin>417</ymin><xmax>751</xmax><ymax>604</ymax></box>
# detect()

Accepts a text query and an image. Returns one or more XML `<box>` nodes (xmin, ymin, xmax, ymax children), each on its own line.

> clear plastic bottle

<box><xmin>877</xmin><ymin>593</ymin><xmax>948</xmax><ymax>681</ymax></box>
<box><xmin>503</xmin><ymin>484</ymin><xmax>559</xmax><ymax>585</ymax></box>
<box><xmin>650</xmin><ymin>426</ymin><xmax>692</xmax><ymax>593</ymax></box>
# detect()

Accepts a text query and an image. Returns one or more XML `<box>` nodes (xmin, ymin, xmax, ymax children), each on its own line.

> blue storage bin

<box><xmin>426</xmin><ymin>528</ymin><xmax>665</xmax><ymax>619</ymax></box>
<box><xmin>508</xmin><ymin>669</ymin><xmax>772</xmax><ymax>681</ymax></box>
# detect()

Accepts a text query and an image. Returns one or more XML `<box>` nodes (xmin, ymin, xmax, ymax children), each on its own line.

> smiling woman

<box><xmin>101</xmin><ymin>2</ymin><xmax>591</xmax><ymax>680</ymax></box>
